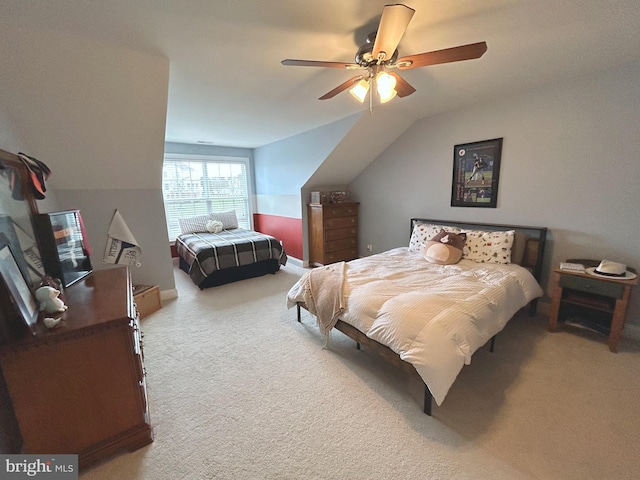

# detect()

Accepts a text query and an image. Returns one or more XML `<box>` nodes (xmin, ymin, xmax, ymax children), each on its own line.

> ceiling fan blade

<box><xmin>372</xmin><ymin>4</ymin><xmax>415</xmax><ymax>63</ymax></box>
<box><xmin>281</xmin><ymin>59</ymin><xmax>359</xmax><ymax>69</ymax></box>
<box><xmin>319</xmin><ymin>76</ymin><xmax>364</xmax><ymax>100</ymax></box>
<box><xmin>396</xmin><ymin>41</ymin><xmax>488</xmax><ymax>70</ymax></box>
<box><xmin>388</xmin><ymin>72</ymin><xmax>415</xmax><ymax>98</ymax></box>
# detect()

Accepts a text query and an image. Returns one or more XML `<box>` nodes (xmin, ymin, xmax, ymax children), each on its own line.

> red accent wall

<box><xmin>253</xmin><ymin>213</ymin><xmax>303</xmax><ymax>261</ymax></box>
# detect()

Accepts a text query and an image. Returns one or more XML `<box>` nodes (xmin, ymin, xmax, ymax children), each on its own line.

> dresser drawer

<box><xmin>559</xmin><ymin>275</ymin><xmax>625</xmax><ymax>299</ymax></box>
<box><xmin>325</xmin><ymin>226</ymin><xmax>358</xmax><ymax>241</ymax></box>
<box><xmin>323</xmin><ymin>204</ymin><xmax>358</xmax><ymax>218</ymax></box>
<box><xmin>323</xmin><ymin>247</ymin><xmax>358</xmax><ymax>264</ymax></box>
<box><xmin>325</xmin><ymin>216</ymin><xmax>357</xmax><ymax>228</ymax></box>
<box><xmin>325</xmin><ymin>237</ymin><xmax>357</xmax><ymax>252</ymax></box>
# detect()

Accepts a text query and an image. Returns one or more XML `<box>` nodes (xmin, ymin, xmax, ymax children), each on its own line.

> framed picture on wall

<box><xmin>451</xmin><ymin>138</ymin><xmax>503</xmax><ymax>208</ymax></box>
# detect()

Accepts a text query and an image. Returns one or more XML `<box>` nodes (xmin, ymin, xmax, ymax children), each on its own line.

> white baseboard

<box><xmin>285</xmin><ymin>256</ymin><xmax>303</xmax><ymax>268</ymax></box>
<box><xmin>161</xmin><ymin>288</ymin><xmax>178</xmax><ymax>301</ymax></box>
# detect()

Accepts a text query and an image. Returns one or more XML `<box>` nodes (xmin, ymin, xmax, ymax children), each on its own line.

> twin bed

<box><xmin>287</xmin><ymin>218</ymin><xmax>547</xmax><ymax>415</ymax></box>
<box><xmin>175</xmin><ymin>211</ymin><xmax>288</xmax><ymax>289</ymax></box>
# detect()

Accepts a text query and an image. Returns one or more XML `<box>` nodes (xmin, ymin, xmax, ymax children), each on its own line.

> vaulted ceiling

<box><xmin>2</xmin><ymin>0</ymin><xmax>639</xmax><ymax>148</ymax></box>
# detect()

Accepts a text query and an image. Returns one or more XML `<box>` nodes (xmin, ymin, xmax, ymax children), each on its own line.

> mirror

<box><xmin>0</xmin><ymin>149</ymin><xmax>44</xmax><ymax>288</ymax></box>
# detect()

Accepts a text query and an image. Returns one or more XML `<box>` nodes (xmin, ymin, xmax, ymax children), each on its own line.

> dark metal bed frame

<box><xmin>296</xmin><ymin>218</ymin><xmax>547</xmax><ymax>416</ymax></box>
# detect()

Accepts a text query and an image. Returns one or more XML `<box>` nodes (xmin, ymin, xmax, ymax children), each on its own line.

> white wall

<box><xmin>254</xmin><ymin>114</ymin><xmax>361</xmax><ymax>217</ymax></box>
<box><xmin>0</xmin><ymin>108</ymin><xmax>29</xmax><ymax>154</ymax></box>
<box><xmin>350</xmin><ymin>61</ymin><xmax>640</xmax><ymax>328</ymax></box>
<box><xmin>0</xmin><ymin>26</ymin><xmax>175</xmax><ymax>292</ymax></box>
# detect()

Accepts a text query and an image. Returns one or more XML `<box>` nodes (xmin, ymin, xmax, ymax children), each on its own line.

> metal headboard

<box><xmin>410</xmin><ymin>218</ymin><xmax>547</xmax><ymax>284</ymax></box>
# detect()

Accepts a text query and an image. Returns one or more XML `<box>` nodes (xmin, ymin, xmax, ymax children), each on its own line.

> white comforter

<box><xmin>287</xmin><ymin>247</ymin><xmax>543</xmax><ymax>405</ymax></box>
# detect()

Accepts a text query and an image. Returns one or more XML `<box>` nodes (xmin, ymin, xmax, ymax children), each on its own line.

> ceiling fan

<box><xmin>281</xmin><ymin>4</ymin><xmax>487</xmax><ymax>105</ymax></box>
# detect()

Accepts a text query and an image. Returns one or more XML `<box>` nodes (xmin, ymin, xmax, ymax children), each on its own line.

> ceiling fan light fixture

<box><xmin>282</xmin><ymin>5</ymin><xmax>486</xmax><ymax>104</ymax></box>
<box><xmin>376</xmin><ymin>71</ymin><xmax>397</xmax><ymax>102</ymax></box>
<box><xmin>350</xmin><ymin>79</ymin><xmax>370</xmax><ymax>103</ymax></box>
<box><xmin>379</xmin><ymin>88</ymin><xmax>397</xmax><ymax>104</ymax></box>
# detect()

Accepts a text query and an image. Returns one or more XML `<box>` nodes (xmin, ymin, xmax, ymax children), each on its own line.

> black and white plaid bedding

<box><xmin>176</xmin><ymin>229</ymin><xmax>288</xmax><ymax>286</ymax></box>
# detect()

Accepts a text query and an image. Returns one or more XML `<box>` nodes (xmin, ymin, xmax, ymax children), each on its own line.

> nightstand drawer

<box><xmin>559</xmin><ymin>275</ymin><xmax>625</xmax><ymax>299</ymax></box>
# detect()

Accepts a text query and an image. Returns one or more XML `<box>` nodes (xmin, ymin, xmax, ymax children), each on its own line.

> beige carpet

<box><xmin>80</xmin><ymin>261</ymin><xmax>640</xmax><ymax>480</ymax></box>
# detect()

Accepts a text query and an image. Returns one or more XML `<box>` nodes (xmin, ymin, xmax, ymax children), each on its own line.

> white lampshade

<box><xmin>379</xmin><ymin>89</ymin><xmax>397</xmax><ymax>103</ymax></box>
<box><xmin>350</xmin><ymin>79</ymin><xmax>370</xmax><ymax>103</ymax></box>
<box><xmin>376</xmin><ymin>72</ymin><xmax>397</xmax><ymax>103</ymax></box>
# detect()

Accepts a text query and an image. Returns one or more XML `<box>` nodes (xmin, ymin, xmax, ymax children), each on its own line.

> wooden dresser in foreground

<box><xmin>308</xmin><ymin>202</ymin><xmax>359</xmax><ymax>267</ymax></box>
<box><xmin>0</xmin><ymin>267</ymin><xmax>152</xmax><ymax>469</ymax></box>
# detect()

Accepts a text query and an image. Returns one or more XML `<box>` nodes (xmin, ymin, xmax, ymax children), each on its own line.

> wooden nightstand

<box><xmin>548</xmin><ymin>260</ymin><xmax>637</xmax><ymax>352</ymax></box>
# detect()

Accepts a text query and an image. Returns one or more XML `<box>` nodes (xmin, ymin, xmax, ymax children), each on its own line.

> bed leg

<box><xmin>424</xmin><ymin>386</ymin><xmax>432</xmax><ymax>416</ymax></box>
<box><xmin>490</xmin><ymin>335</ymin><xmax>496</xmax><ymax>353</ymax></box>
<box><xmin>356</xmin><ymin>342</ymin><xmax>361</xmax><ymax>350</ymax></box>
<box><xmin>296</xmin><ymin>303</ymin><xmax>301</xmax><ymax>323</ymax></box>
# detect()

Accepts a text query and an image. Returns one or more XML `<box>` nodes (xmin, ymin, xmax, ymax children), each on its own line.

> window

<box><xmin>162</xmin><ymin>154</ymin><xmax>251</xmax><ymax>240</ymax></box>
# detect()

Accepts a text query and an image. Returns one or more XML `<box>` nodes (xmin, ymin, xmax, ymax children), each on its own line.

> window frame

<box><xmin>162</xmin><ymin>153</ymin><xmax>253</xmax><ymax>240</ymax></box>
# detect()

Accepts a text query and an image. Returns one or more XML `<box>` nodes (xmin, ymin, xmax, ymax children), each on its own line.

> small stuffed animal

<box><xmin>424</xmin><ymin>229</ymin><xmax>467</xmax><ymax>265</ymax></box>
<box><xmin>35</xmin><ymin>286</ymin><xmax>68</xmax><ymax>313</ymax></box>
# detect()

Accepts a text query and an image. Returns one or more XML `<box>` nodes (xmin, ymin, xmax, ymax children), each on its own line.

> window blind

<box><xmin>162</xmin><ymin>155</ymin><xmax>250</xmax><ymax>240</ymax></box>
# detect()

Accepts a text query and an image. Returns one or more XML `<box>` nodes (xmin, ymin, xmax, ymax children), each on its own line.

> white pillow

<box><xmin>462</xmin><ymin>229</ymin><xmax>515</xmax><ymax>264</ymax></box>
<box><xmin>408</xmin><ymin>223</ymin><xmax>462</xmax><ymax>252</ymax></box>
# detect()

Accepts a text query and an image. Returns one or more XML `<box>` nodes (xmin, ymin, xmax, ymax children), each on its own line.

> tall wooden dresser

<box><xmin>0</xmin><ymin>267</ymin><xmax>152</xmax><ymax>469</ymax></box>
<box><xmin>308</xmin><ymin>202</ymin><xmax>359</xmax><ymax>267</ymax></box>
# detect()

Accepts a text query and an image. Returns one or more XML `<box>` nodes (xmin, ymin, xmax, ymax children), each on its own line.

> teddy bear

<box><xmin>35</xmin><ymin>285</ymin><xmax>68</xmax><ymax>313</ymax></box>
<box><xmin>423</xmin><ymin>229</ymin><xmax>467</xmax><ymax>265</ymax></box>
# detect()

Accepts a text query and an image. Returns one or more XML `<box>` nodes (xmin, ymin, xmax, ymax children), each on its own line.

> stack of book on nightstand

<box><xmin>559</xmin><ymin>262</ymin><xmax>585</xmax><ymax>272</ymax></box>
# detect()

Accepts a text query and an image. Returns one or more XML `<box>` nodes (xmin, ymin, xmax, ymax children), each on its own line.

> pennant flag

<box><xmin>103</xmin><ymin>210</ymin><xmax>141</xmax><ymax>267</ymax></box>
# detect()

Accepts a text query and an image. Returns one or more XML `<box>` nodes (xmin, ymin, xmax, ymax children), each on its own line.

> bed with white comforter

<box><xmin>287</xmin><ymin>246</ymin><xmax>543</xmax><ymax>407</ymax></box>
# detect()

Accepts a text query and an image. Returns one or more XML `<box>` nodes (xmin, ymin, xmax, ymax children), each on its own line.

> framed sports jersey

<box><xmin>451</xmin><ymin>138</ymin><xmax>502</xmax><ymax>208</ymax></box>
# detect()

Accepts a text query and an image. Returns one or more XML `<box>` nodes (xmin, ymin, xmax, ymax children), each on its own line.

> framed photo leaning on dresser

<box><xmin>0</xmin><ymin>234</ymin><xmax>38</xmax><ymax>336</ymax></box>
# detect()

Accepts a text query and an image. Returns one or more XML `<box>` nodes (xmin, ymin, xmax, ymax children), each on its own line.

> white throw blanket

<box><xmin>290</xmin><ymin>262</ymin><xmax>346</xmax><ymax>342</ymax></box>
<box><xmin>287</xmin><ymin>248</ymin><xmax>543</xmax><ymax>405</ymax></box>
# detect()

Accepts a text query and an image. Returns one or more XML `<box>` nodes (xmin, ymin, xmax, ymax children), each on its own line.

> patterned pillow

<box><xmin>210</xmin><ymin>210</ymin><xmax>238</xmax><ymax>230</ymax></box>
<box><xmin>179</xmin><ymin>214</ymin><xmax>212</xmax><ymax>234</ymax></box>
<box><xmin>179</xmin><ymin>210</ymin><xmax>238</xmax><ymax>234</ymax></box>
<box><xmin>408</xmin><ymin>223</ymin><xmax>462</xmax><ymax>252</ymax></box>
<box><xmin>462</xmin><ymin>229</ymin><xmax>515</xmax><ymax>264</ymax></box>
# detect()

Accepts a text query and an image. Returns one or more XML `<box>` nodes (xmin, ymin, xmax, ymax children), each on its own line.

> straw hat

<box><xmin>586</xmin><ymin>260</ymin><xmax>636</xmax><ymax>280</ymax></box>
